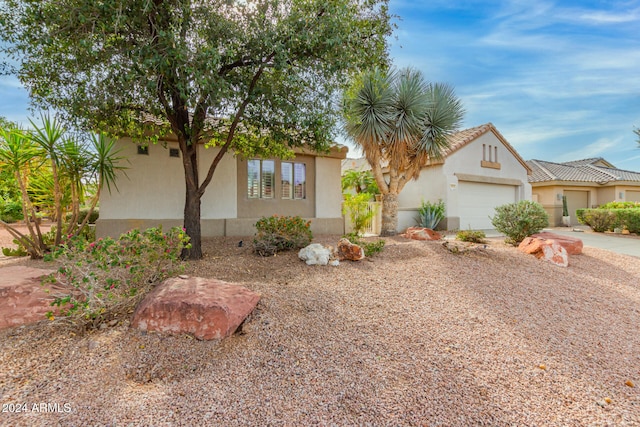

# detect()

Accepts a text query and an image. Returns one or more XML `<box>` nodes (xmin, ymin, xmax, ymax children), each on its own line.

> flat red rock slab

<box><xmin>132</xmin><ymin>276</ymin><xmax>260</xmax><ymax>340</ymax></box>
<box><xmin>0</xmin><ymin>266</ymin><xmax>58</xmax><ymax>330</ymax></box>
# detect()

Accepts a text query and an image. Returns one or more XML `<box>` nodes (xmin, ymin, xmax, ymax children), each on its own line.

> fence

<box><xmin>344</xmin><ymin>201</ymin><xmax>382</xmax><ymax>236</ymax></box>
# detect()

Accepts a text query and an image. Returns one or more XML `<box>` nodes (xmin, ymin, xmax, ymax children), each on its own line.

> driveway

<box><xmin>547</xmin><ymin>226</ymin><xmax>640</xmax><ymax>258</ymax></box>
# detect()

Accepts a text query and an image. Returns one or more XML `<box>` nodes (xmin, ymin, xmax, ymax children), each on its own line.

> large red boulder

<box><xmin>518</xmin><ymin>237</ymin><xmax>569</xmax><ymax>267</ymax></box>
<box><xmin>131</xmin><ymin>276</ymin><xmax>260</xmax><ymax>340</ymax></box>
<box><xmin>0</xmin><ymin>266</ymin><xmax>58</xmax><ymax>330</ymax></box>
<box><xmin>530</xmin><ymin>232</ymin><xmax>583</xmax><ymax>255</ymax></box>
<box><xmin>402</xmin><ymin>227</ymin><xmax>442</xmax><ymax>241</ymax></box>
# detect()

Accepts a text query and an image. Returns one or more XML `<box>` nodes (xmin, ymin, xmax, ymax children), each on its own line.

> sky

<box><xmin>0</xmin><ymin>0</ymin><xmax>639</xmax><ymax>170</ymax></box>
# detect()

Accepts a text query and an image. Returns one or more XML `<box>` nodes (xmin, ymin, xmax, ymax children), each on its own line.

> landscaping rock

<box><xmin>337</xmin><ymin>238</ymin><xmax>365</xmax><ymax>261</ymax></box>
<box><xmin>530</xmin><ymin>232</ymin><xmax>583</xmax><ymax>255</ymax></box>
<box><xmin>402</xmin><ymin>227</ymin><xmax>442</xmax><ymax>241</ymax></box>
<box><xmin>518</xmin><ymin>237</ymin><xmax>569</xmax><ymax>267</ymax></box>
<box><xmin>0</xmin><ymin>266</ymin><xmax>59</xmax><ymax>330</ymax></box>
<box><xmin>131</xmin><ymin>276</ymin><xmax>260</xmax><ymax>340</ymax></box>
<box><xmin>298</xmin><ymin>243</ymin><xmax>332</xmax><ymax>265</ymax></box>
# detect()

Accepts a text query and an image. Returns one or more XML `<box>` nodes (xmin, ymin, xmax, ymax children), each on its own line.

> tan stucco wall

<box><xmin>97</xmin><ymin>139</ymin><xmax>346</xmax><ymax>238</ymax></box>
<box><xmin>315</xmin><ymin>157</ymin><xmax>343</xmax><ymax>218</ymax></box>
<box><xmin>397</xmin><ymin>131</ymin><xmax>531</xmax><ymax>232</ymax></box>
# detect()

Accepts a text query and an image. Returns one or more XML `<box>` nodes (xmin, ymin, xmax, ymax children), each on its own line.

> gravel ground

<box><xmin>0</xmin><ymin>232</ymin><xmax>639</xmax><ymax>426</ymax></box>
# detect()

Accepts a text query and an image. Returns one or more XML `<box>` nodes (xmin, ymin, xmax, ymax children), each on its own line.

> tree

<box><xmin>1</xmin><ymin>0</ymin><xmax>393</xmax><ymax>259</ymax></box>
<box><xmin>342</xmin><ymin>67</ymin><xmax>464</xmax><ymax>235</ymax></box>
<box><xmin>0</xmin><ymin>118</ymin><xmax>126</xmax><ymax>258</ymax></box>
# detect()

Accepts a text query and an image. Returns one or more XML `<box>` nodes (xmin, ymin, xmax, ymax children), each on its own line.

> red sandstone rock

<box><xmin>530</xmin><ymin>232</ymin><xmax>583</xmax><ymax>255</ymax></box>
<box><xmin>518</xmin><ymin>237</ymin><xmax>569</xmax><ymax>267</ymax></box>
<box><xmin>337</xmin><ymin>238</ymin><xmax>365</xmax><ymax>261</ymax></box>
<box><xmin>131</xmin><ymin>276</ymin><xmax>260</xmax><ymax>340</ymax></box>
<box><xmin>0</xmin><ymin>266</ymin><xmax>59</xmax><ymax>329</ymax></box>
<box><xmin>402</xmin><ymin>227</ymin><xmax>442</xmax><ymax>241</ymax></box>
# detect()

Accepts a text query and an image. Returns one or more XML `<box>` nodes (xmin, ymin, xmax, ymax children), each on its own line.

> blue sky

<box><xmin>1</xmin><ymin>0</ymin><xmax>639</xmax><ymax>170</ymax></box>
<box><xmin>381</xmin><ymin>0</ymin><xmax>640</xmax><ymax>170</ymax></box>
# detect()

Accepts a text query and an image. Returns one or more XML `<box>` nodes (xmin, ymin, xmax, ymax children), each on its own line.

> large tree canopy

<box><xmin>342</xmin><ymin>67</ymin><xmax>465</xmax><ymax>236</ymax></box>
<box><xmin>0</xmin><ymin>0</ymin><xmax>393</xmax><ymax>258</ymax></box>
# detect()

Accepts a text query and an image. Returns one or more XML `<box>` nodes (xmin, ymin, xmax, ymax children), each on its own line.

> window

<box><xmin>281</xmin><ymin>162</ymin><xmax>293</xmax><ymax>199</ymax></box>
<box><xmin>281</xmin><ymin>162</ymin><xmax>306</xmax><ymax>199</ymax></box>
<box><xmin>137</xmin><ymin>145</ymin><xmax>149</xmax><ymax>155</ymax></box>
<box><xmin>294</xmin><ymin>163</ymin><xmax>306</xmax><ymax>199</ymax></box>
<box><xmin>169</xmin><ymin>148</ymin><xmax>180</xmax><ymax>158</ymax></box>
<box><xmin>248</xmin><ymin>159</ymin><xmax>275</xmax><ymax>199</ymax></box>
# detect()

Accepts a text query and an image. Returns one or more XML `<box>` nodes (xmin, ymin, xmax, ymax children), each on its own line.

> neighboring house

<box><xmin>342</xmin><ymin>123</ymin><xmax>533</xmax><ymax>231</ymax></box>
<box><xmin>97</xmin><ymin>136</ymin><xmax>348</xmax><ymax>238</ymax></box>
<box><xmin>527</xmin><ymin>158</ymin><xmax>640</xmax><ymax>226</ymax></box>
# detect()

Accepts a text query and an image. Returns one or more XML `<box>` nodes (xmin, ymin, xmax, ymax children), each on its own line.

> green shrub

<box><xmin>342</xmin><ymin>232</ymin><xmax>385</xmax><ymax>257</ymax></box>
<box><xmin>416</xmin><ymin>199</ymin><xmax>445</xmax><ymax>229</ymax></box>
<box><xmin>491</xmin><ymin>200</ymin><xmax>549</xmax><ymax>245</ymax></box>
<box><xmin>456</xmin><ymin>229</ymin><xmax>486</xmax><ymax>243</ymax></box>
<box><xmin>253</xmin><ymin>215</ymin><xmax>313</xmax><ymax>256</ymax></box>
<box><xmin>614</xmin><ymin>208</ymin><xmax>640</xmax><ymax>233</ymax></box>
<box><xmin>0</xmin><ymin>198</ymin><xmax>23</xmax><ymax>223</ymax></box>
<box><xmin>42</xmin><ymin>226</ymin><xmax>190</xmax><ymax>328</ymax></box>
<box><xmin>576</xmin><ymin>209</ymin><xmax>586</xmax><ymax>224</ymax></box>
<box><xmin>2</xmin><ymin>240</ymin><xmax>28</xmax><ymax>257</ymax></box>
<box><xmin>343</xmin><ymin>193</ymin><xmax>375</xmax><ymax>236</ymax></box>
<box><xmin>600</xmin><ymin>201</ymin><xmax>640</xmax><ymax>209</ymax></box>
<box><xmin>578</xmin><ymin>209</ymin><xmax>618</xmax><ymax>232</ymax></box>
<box><xmin>66</xmin><ymin>208</ymin><xmax>99</xmax><ymax>225</ymax></box>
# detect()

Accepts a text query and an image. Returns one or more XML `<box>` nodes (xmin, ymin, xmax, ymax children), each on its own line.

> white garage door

<box><xmin>627</xmin><ymin>191</ymin><xmax>640</xmax><ymax>202</ymax></box>
<box><xmin>458</xmin><ymin>182</ymin><xmax>517</xmax><ymax>229</ymax></box>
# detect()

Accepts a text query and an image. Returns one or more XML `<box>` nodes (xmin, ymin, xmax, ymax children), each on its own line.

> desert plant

<box><xmin>42</xmin><ymin>226</ymin><xmax>190</xmax><ymax>328</ymax></box>
<box><xmin>491</xmin><ymin>200</ymin><xmax>549</xmax><ymax>245</ymax></box>
<box><xmin>343</xmin><ymin>192</ymin><xmax>375</xmax><ymax>236</ymax></box>
<box><xmin>342</xmin><ymin>232</ymin><xmax>385</xmax><ymax>257</ymax></box>
<box><xmin>416</xmin><ymin>199</ymin><xmax>445</xmax><ymax>229</ymax></box>
<box><xmin>253</xmin><ymin>215</ymin><xmax>313</xmax><ymax>256</ymax></box>
<box><xmin>456</xmin><ymin>229</ymin><xmax>486</xmax><ymax>243</ymax></box>
<box><xmin>562</xmin><ymin>195</ymin><xmax>569</xmax><ymax>217</ymax></box>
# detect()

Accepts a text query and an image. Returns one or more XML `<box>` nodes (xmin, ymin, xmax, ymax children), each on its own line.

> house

<box><xmin>527</xmin><ymin>158</ymin><xmax>640</xmax><ymax>226</ymax></box>
<box><xmin>96</xmin><ymin>137</ymin><xmax>348</xmax><ymax>238</ymax></box>
<box><xmin>342</xmin><ymin>123</ymin><xmax>533</xmax><ymax>232</ymax></box>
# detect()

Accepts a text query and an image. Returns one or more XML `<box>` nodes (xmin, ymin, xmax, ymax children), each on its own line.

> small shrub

<box><xmin>579</xmin><ymin>209</ymin><xmax>618</xmax><ymax>232</ymax></box>
<box><xmin>416</xmin><ymin>199</ymin><xmax>445</xmax><ymax>229</ymax></box>
<box><xmin>2</xmin><ymin>240</ymin><xmax>28</xmax><ymax>257</ymax></box>
<box><xmin>343</xmin><ymin>193</ymin><xmax>375</xmax><ymax>236</ymax></box>
<box><xmin>253</xmin><ymin>215</ymin><xmax>312</xmax><ymax>256</ymax></box>
<box><xmin>614</xmin><ymin>208</ymin><xmax>640</xmax><ymax>233</ymax></box>
<box><xmin>491</xmin><ymin>200</ymin><xmax>549</xmax><ymax>245</ymax></box>
<box><xmin>342</xmin><ymin>232</ymin><xmax>385</xmax><ymax>257</ymax></box>
<box><xmin>66</xmin><ymin>208</ymin><xmax>99</xmax><ymax>225</ymax></box>
<box><xmin>456</xmin><ymin>229</ymin><xmax>486</xmax><ymax>243</ymax></box>
<box><xmin>0</xmin><ymin>199</ymin><xmax>23</xmax><ymax>223</ymax></box>
<box><xmin>42</xmin><ymin>226</ymin><xmax>190</xmax><ymax>328</ymax></box>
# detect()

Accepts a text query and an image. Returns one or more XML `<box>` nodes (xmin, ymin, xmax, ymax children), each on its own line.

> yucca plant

<box><xmin>416</xmin><ymin>199</ymin><xmax>445</xmax><ymax>229</ymax></box>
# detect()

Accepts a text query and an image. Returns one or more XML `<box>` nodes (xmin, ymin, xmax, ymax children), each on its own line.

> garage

<box><xmin>564</xmin><ymin>190</ymin><xmax>589</xmax><ymax>225</ymax></box>
<box><xmin>627</xmin><ymin>191</ymin><xmax>640</xmax><ymax>202</ymax></box>
<box><xmin>458</xmin><ymin>181</ymin><xmax>517</xmax><ymax>229</ymax></box>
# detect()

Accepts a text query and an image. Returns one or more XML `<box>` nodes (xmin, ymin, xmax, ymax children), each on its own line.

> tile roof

<box><xmin>342</xmin><ymin>123</ymin><xmax>530</xmax><ymax>173</ymax></box>
<box><xmin>527</xmin><ymin>159</ymin><xmax>640</xmax><ymax>183</ymax></box>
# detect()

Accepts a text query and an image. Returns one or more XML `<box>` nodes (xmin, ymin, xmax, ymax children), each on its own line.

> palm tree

<box><xmin>342</xmin><ymin>67</ymin><xmax>464</xmax><ymax>235</ymax></box>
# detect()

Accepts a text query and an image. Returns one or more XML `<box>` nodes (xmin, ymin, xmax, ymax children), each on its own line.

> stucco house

<box><xmin>343</xmin><ymin>123</ymin><xmax>533</xmax><ymax>232</ymax></box>
<box><xmin>96</xmin><ymin>137</ymin><xmax>348</xmax><ymax>238</ymax></box>
<box><xmin>527</xmin><ymin>158</ymin><xmax>640</xmax><ymax>226</ymax></box>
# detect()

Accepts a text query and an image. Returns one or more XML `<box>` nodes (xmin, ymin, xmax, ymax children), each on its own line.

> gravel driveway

<box><xmin>0</xmin><ymin>234</ymin><xmax>639</xmax><ymax>426</ymax></box>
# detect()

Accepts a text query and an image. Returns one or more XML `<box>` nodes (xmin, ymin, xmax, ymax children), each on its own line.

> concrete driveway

<box><xmin>541</xmin><ymin>227</ymin><xmax>640</xmax><ymax>258</ymax></box>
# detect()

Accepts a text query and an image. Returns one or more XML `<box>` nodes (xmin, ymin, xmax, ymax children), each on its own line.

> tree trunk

<box><xmin>183</xmin><ymin>188</ymin><xmax>202</xmax><ymax>259</ymax></box>
<box><xmin>180</xmin><ymin>139</ymin><xmax>203</xmax><ymax>260</ymax></box>
<box><xmin>380</xmin><ymin>192</ymin><xmax>399</xmax><ymax>236</ymax></box>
